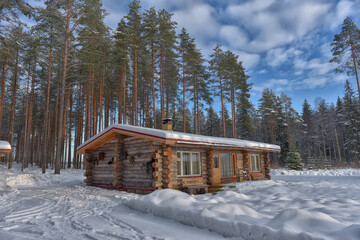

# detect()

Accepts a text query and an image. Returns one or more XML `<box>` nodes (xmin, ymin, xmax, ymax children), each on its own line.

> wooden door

<box><xmin>212</xmin><ymin>154</ymin><xmax>221</xmax><ymax>184</ymax></box>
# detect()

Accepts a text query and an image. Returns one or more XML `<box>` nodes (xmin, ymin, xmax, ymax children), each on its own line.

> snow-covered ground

<box><xmin>1</xmin><ymin>165</ymin><xmax>360</xmax><ymax>240</ymax></box>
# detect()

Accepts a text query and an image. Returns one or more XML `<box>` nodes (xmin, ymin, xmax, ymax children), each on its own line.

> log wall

<box><xmin>83</xmin><ymin>134</ymin><xmax>270</xmax><ymax>194</ymax></box>
<box><xmin>91</xmin><ymin>140</ymin><xmax>117</xmax><ymax>187</ymax></box>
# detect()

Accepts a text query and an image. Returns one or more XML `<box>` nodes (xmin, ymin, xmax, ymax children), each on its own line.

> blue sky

<box><xmin>27</xmin><ymin>0</ymin><xmax>360</xmax><ymax>112</ymax></box>
<box><xmin>101</xmin><ymin>0</ymin><xmax>360</xmax><ymax>112</ymax></box>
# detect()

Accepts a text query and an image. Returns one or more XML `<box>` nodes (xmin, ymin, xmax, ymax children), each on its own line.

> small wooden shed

<box><xmin>76</xmin><ymin>123</ymin><xmax>280</xmax><ymax>194</ymax></box>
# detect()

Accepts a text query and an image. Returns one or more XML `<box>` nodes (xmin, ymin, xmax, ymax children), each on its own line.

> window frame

<box><xmin>250</xmin><ymin>154</ymin><xmax>261</xmax><ymax>172</ymax></box>
<box><xmin>212</xmin><ymin>152</ymin><xmax>237</xmax><ymax>178</ymax></box>
<box><xmin>176</xmin><ymin>151</ymin><xmax>202</xmax><ymax>177</ymax></box>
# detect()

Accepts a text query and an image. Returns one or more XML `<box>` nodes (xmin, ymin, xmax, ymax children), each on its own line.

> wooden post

<box><xmin>152</xmin><ymin>149</ymin><xmax>163</xmax><ymax>189</ymax></box>
<box><xmin>162</xmin><ymin>146</ymin><xmax>178</xmax><ymax>189</ymax></box>
<box><xmin>264</xmin><ymin>152</ymin><xmax>271</xmax><ymax>180</ymax></box>
<box><xmin>206</xmin><ymin>148</ymin><xmax>214</xmax><ymax>185</ymax></box>
<box><xmin>84</xmin><ymin>150</ymin><xmax>94</xmax><ymax>186</ymax></box>
<box><xmin>243</xmin><ymin>151</ymin><xmax>251</xmax><ymax>181</ymax></box>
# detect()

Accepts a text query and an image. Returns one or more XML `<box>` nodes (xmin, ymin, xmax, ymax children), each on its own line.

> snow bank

<box><xmin>272</xmin><ymin>168</ymin><xmax>360</xmax><ymax>176</ymax></box>
<box><xmin>6</xmin><ymin>174</ymin><xmax>37</xmax><ymax>187</ymax></box>
<box><xmin>127</xmin><ymin>189</ymin><xmax>353</xmax><ymax>239</ymax></box>
<box><xmin>126</xmin><ymin>176</ymin><xmax>360</xmax><ymax>240</ymax></box>
<box><xmin>1</xmin><ymin>163</ymin><xmax>84</xmax><ymax>189</ymax></box>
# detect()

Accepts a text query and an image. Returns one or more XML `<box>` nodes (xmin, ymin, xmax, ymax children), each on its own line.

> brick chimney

<box><xmin>162</xmin><ymin>118</ymin><xmax>173</xmax><ymax>131</ymax></box>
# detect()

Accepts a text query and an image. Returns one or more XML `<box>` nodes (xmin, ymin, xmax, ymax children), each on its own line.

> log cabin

<box><xmin>76</xmin><ymin>119</ymin><xmax>280</xmax><ymax>194</ymax></box>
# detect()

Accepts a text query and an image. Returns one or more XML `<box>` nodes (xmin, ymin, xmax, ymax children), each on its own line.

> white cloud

<box><xmin>238</xmin><ymin>51</ymin><xmax>260</xmax><ymax>69</ymax></box>
<box><xmin>172</xmin><ymin>3</ymin><xmax>219</xmax><ymax>40</ymax></box>
<box><xmin>252</xmin><ymin>79</ymin><xmax>290</xmax><ymax>92</ymax></box>
<box><xmin>225</xmin><ymin>0</ymin><xmax>332</xmax><ymax>52</ymax></box>
<box><xmin>297</xmin><ymin>77</ymin><xmax>328</xmax><ymax>89</ymax></box>
<box><xmin>326</xmin><ymin>0</ymin><xmax>355</xmax><ymax>30</ymax></box>
<box><xmin>219</xmin><ymin>25</ymin><xmax>248</xmax><ymax>49</ymax></box>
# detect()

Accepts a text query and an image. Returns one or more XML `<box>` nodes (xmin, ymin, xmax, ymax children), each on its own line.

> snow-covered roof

<box><xmin>0</xmin><ymin>140</ymin><xmax>11</xmax><ymax>153</ymax></box>
<box><xmin>77</xmin><ymin>124</ymin><xmax>281</xmax><ymax>154</ymax></box>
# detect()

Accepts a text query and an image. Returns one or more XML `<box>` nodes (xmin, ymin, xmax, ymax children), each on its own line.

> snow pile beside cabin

<box><xmin>127</xmin><ymin>170</ymin><xmax>360</xmax><ymax>239</ymax></box>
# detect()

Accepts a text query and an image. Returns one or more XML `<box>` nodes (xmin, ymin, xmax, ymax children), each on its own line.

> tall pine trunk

<box><xmin>41</xmin><ymin>28</ymin><xmax>53</xmax><ymax>173</ymax></box>
<box><xmin>183</xmin><ymin>54</ymin><xmax>186</xmax><ymax>132</ymax></box>
<box><xmin>151</xmin><ymin>43</ymin><xmax>156</xmax><ymax>128</ymax></box>
<box><xmin>8</xmin><ymin>48</ymin><xmax>19</xmax><ymax>169</ymax></box>
<box><xmin>0</xmin><ymin>55</ymin><xmax>9</xmax><ymax>132</ymax></box>
<box><xmin>55</xmin><ymin>0</ymin><xmax>71</xmax><ymax>174</ymax></box>
<box><xmin>220</xmin><ymin>75</ymin><xmax>226</xmax><ymax>137</ymax></box>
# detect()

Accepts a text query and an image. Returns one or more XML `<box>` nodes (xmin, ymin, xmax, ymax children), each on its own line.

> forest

<box><xmin>1</xmin><ymin>0</ymin><xmax>359</xmax><ymax>173</ymax></box>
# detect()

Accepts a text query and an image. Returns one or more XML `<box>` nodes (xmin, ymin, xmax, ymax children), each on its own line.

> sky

<box><xmin>100</xmin><ymin>0</ymin><xmax>360</xmax><ymax>112</ymax></box>
<box><xmin>27</xmin><ymin>0</ymin><xmax>360</xmax><ymax>112</ymax></box>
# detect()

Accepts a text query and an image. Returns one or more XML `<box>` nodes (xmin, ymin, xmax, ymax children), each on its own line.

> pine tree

<box><xmin>125</xmin><ymin>0</ymin><xmax>141</xmax><ymax>126</ymax></box>
<box><xmin>330</xmin><ymin>17</ymin><xmax>360</xmax><ymax>101</ymax></box>
<box><xmin>209</xmin><ymin>44</ymin><xmax>227</xmax><ymax>137</ymax></box>
<box><xmin>204</xmin><ymin>105</ymin><xmax>221</xmax><ymax>137</ymax></box>
<box><xmin>158</xmin><ymin>9</ymin><xmax>177</xmax><ymax>122</ymax></box>
<box><xmin>142</xmin><ymin>7</ymin><xmax>158</xmax><ymax>128</ymax></box>
<box><xmin>342</xmin><ymin>80</ymin><xmax>360</xmax><ymax>163</ymax></box>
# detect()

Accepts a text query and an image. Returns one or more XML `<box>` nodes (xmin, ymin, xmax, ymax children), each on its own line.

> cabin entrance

<box><xmin>212</xmin><ymin>153</ymin><xmax>236</xmax><ymax>184</ymax></box>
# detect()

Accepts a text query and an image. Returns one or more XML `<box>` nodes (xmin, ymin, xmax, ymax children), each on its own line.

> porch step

<box><xmin>208</xmin><ymin>184</ymin><xmax>236</xmax><ymax>194</ymax></box>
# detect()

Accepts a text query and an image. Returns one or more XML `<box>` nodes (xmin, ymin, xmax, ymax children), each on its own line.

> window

<box><xmin>250</xmin><ymin>154</ymin><xmax>261</xmax><ymax>172</ymax></box>
<box><xmin>177</xmin><ymin>151</ymin><xmax>201</xmax><ymax>176</ymax></box>
<box><xmin>213</xmin><ymin>153</ymin><xmax>236</xmax><ymax>177</ymax></box>
<box><xmin>213</xmin><ymin>154</ymin><xmax>219</xmax><ymax>168</ymax></box>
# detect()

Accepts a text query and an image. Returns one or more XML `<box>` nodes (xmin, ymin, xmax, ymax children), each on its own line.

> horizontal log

<box><xmin>152</xmin><ymin>181</ymin><xmax>162</xmax><ymax>188</ymax></box>
<box><xmin>162</xmin><ymin>169</ymin><xmax>170</xmax><ymax>175</ymax></box>
<box><xmin>152</xmin><ymin>153</ymin><xmax>161</xmax><ymax>159</ymax></box>
<box><xmin>153</xmin><ymin>171</ymin><xmax>162</xmax><ymax>177</ymax></box>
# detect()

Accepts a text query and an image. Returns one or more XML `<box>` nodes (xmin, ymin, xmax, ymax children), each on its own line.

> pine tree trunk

<box><xmin>0</xmin><ymin>55</ymin><xmax>8</xmax><ymax>131</ymax></box>
<box><xmin>151</xmin><ymin>44</ymin><xmax>156</xmax><ymax>128</ymax></box>
<box><xmin>220</xmin><ymin>75</ymin><xmax>226</xmax><ymax>137</ymax></box>
<box><xmin>133</xmin><ymin>46</ymin><xmax>138</xmax><ymax>126</ymax></box>
<box><xmin>118</xmin><ymin>66</ymin><xmax>122</xmax><ymax>124</ymax></box>
<box><xmin>123</xmin><ymin>61</ymin><xmax>126</xmax><ymax>124</ymax></box>
<box><xmin>22</xmin><ymin>62</ymin><xmax>31</xmax><ymax>171</ymax></box>
<box><xmin>194</xmin><ymin>78</ymin><xmax>197</xmax><ymax>133</ymax></box>
<box><xmin>160</xmin><ymin>43</ymin><xmax>165</xmax><ymax>121</ymax></box>
<box><xmin>231</xmin><ymin>87</ymin><xmax>236</xmax><ymax>138</ymax></box>
<box><xmin>183</xmin><ymin>54</ymin><xmax>186</xmax><ymax>132</ymax></box>
<box><xmin>99</xmin><ymin>67</ymin><xmax>103</xmax><ymax>131</ymax></box>
<box><xmin>196</xmin><ymin>87</ymin><xmax>200</xmax><ymax>134</ymax></box>
<box><xmin>85</xmin><ymin>69</ymin><xmax>90</xmax><ymax>139</ymax></box>
<box><xmin>68</xmin><ymin>91</ymin><xmax>72</xmax><ymax>168</ymax></box>
<box><xmin>26</xmin><ymin>61</ymin><xmax>36</xmax><ymax>166</ymax></box>
<box><xmin>55</xmin><ymin>0</ymin><xmax>71</xmax><ymax>174</ymax></box>
<box><xmin>41</xmin><ymin>29</ymin><xmax>53</xmax><ymax>173</ymax></box>
<box><xmin>8</xmin><ymin>48</ymin><xmax>19</xmax><ymax>169</ymax></box>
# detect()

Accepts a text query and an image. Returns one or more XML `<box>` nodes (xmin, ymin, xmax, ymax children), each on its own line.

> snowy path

<box><xmin>0</xmin><ymin>166</ymin><xmax>224</xmax><ymax>240</ymax></box>
<box><xmin>1</xmin><ymin>166</ymin><xmax>360</xmax><ymax>240</ymax></box>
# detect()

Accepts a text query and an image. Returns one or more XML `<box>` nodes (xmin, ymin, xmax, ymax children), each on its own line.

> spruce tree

<box><xmin>285</xmin><ymin>143</ymin><xmax>304</xmax><ymax>170</ymax></box>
